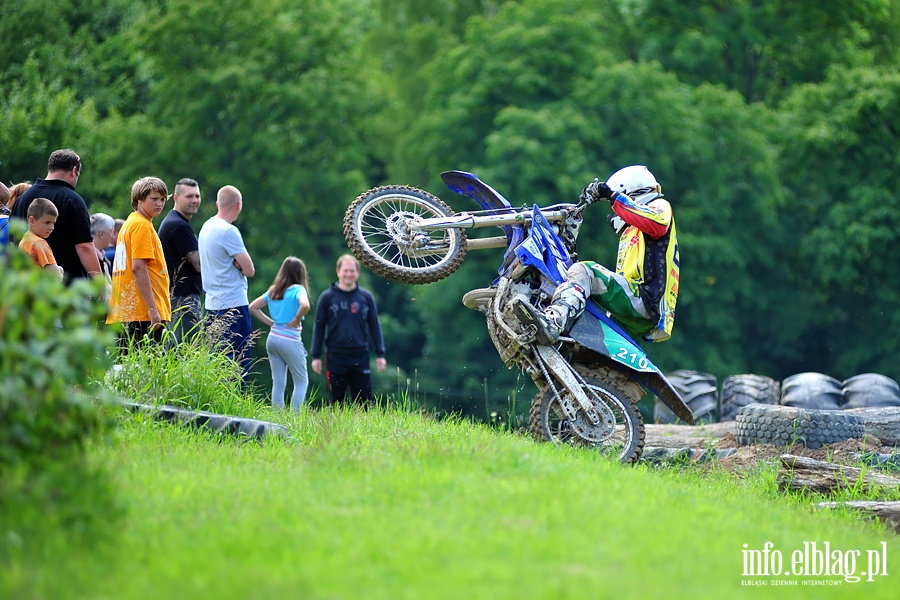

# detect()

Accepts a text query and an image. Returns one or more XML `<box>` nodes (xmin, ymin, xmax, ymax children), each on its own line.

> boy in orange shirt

<box><xmin>106</xmin><ymin>177</ymin><xmax>172</xmax><ymax>350</ymax></box>
<box><xmin>18</xmin><ymin>197</ymin><xmax>64</xmax><ymax>280</ymax></box>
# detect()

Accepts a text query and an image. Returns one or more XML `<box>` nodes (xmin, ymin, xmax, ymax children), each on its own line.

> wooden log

<box><xmin>777</xmin><ymin>454</ymin><xmax>900</xmax><ymax>494</ymax></box>
<box><xmin>844</xmin><ymin>407</ymin><xmax>900</xmax><ymax>447</ymax></box>
<box><xmin>817</xmin><ymin>501</ymin><xmax>900</xmax><ymax>533</ymax></box>
<box><xmin>644</xmin><ymin>421</ymin><xmax>734</xmax><ymax>449</ymax></box>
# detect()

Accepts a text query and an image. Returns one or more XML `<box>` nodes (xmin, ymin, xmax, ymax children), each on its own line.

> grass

<box><xmin>5</xmin><ymin>402</ymin><xmax>900</xmax><ymax>600</ymax></box>
<box><xmin>6</xmin><ymin>336</ymin><xmax>900</xmax><ymax>599</ymax></box>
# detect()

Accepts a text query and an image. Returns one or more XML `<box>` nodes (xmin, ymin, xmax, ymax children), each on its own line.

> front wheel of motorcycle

<box><xmin>530</xmin><ymin>364</ymin><xmax>645</xmax><ymax>464</ymax></box>
<box><xmin>343</xmin><ymin>185</ymin><xmax>467</xmax><ymax>285</ymax></box>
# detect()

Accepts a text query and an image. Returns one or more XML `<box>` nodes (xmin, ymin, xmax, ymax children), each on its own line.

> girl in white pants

<box><xmin>249</xmin><ymin>256</ymin><xmax>311</xmax><ymax>411</ymax></box>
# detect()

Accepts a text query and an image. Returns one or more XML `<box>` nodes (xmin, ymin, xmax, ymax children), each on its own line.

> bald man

<box><xmin>198</xmin><ymin>185</ymin><xmax>256</xmax><ymax>387</ymax></box>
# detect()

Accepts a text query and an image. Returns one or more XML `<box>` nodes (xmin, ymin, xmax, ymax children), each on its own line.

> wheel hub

<box><xmin>563</xmin><ymin>389</ymin><xmax>618</xmax><ymax>443</ymax></box>
<box><xmin>385</xmin><ymin>211</ymin><xmax>418</xmax><ymax>249</ymax></box>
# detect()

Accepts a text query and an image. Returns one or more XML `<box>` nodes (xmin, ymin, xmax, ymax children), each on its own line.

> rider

<box><xmin>512</xmin><ymin>165</ymin><xmax>679</xmax><ymax>345</ymax></box>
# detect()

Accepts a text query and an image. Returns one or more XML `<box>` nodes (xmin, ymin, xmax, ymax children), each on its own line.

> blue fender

<box><xmin>441</xmin><ymin>170</ymin><xmax>524</xmax><ymax>273</ymax></box>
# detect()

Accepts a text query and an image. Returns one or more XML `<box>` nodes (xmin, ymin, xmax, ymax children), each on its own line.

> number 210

<box><xmin>616</xmin><ymin>348</ymin><xmax>649</xmax><ymax>370</ymax></box>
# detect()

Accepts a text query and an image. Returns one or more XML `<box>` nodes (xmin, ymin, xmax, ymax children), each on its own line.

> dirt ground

<box><xmin>710</xmin><ymin>432</ymin><xmax>888</xmax><ymax>473</ymax></box>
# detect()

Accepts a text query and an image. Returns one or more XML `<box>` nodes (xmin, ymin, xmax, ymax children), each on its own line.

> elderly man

<box><xmin>10</xmin><ymin>149</ymin><xmax>101</xmax><ymax>283</ymax></box>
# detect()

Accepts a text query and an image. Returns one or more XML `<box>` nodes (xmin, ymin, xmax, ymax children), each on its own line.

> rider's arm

<box><xmin>611</xmin><ymin>195</ymin><xmax>672</xmax><ymax>239</ymax></box>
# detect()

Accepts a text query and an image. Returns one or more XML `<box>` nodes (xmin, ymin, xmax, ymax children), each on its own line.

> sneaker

<box><xmin>510</xmin><ymin>297</ymin><xmax>562</xmax><ymax>345</ymax></box>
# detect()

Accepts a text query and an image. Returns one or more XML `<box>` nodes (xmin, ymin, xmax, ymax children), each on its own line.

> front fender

<box><xmin>441</xmin><ymin>170</ymin><xmax>524</xmax><ymax>273</ymax></box>
<box><xmin>567</xmin><ymin>312</ymin><xmax>695</xmax><ymax>425</ymax></box>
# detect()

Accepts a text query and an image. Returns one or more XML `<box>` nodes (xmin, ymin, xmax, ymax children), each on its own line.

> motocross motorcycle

<box><xmin>343</xmin><ymin>171</ymin><xmax>693</xmax><ymax>463</ymax></box>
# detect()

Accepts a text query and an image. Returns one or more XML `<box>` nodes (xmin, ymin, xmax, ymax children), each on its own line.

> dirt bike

<box><xmin>343</xmin><ymin>170</ymin><xmax>693</xmax><ymax>463</ymax></box>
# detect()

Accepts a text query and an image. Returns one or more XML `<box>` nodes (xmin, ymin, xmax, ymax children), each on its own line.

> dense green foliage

<box><xmin>0</xmin><ymin>249</ymin><xmax>119</xmax><ymax>560</ymax></box>
<box><xmin>2</xmin><ymin>0</ymin><xmax>900</xmax><ymax>415</ymax></box>
<box><xmin>0</xmin><ymin>249</ymin><xmax>113</xmax><ymax>468</ymax></box>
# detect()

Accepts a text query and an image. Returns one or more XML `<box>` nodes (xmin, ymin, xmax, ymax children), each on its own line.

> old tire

<box><xmin>529</xmin><ymin>363</ymin><xmax>645</xmax><ymax>464</ymax></box>
<box><xmin>842</xmin><ymin>373</ymin><xmax>900</xmax><ymax>409</ymax></box>
<box><xmin>343</xmin><ymin>185</ymin><xmax>467</xmax><ymax>284</ymax></box>
<box><xmin>119</xmin><ymin>401</ymin><xmax>291</xmax><ymax>441</ymax></box>
<box><xmin>719</xmin><ymin>374</ymin><xmax>780</xmax><ymax>421</ymax></box>
<box><xmin>655</xmin><ymin>370</ymin><xmax>717</xmax><ymax>424</ymax></box>
<box><xmin>735</xmin><ymin>403</ymin><xmax>865</xmax><ymax>449</ymax></box>
<box><xmin>780</xmin><ymin>372</ymin><xmax>843</xmax><ymax>410</ymax></box>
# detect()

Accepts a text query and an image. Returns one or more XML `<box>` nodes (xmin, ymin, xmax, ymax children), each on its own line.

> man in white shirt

<box><xmin>198</xmin><ymin>185</ymin><xmax>255</xmax><ymax>387</ymax></box>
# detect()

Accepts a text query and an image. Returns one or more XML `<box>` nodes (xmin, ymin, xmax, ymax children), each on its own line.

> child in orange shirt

<box><xmin>18</xmin><ymin>197</ymin><xmax>64</xmax><ymax>280</ymax></box>
<box><xmin>106</xmin><ymin>177</ymin><xmax>172</xmax><ymax>350</ymax></box>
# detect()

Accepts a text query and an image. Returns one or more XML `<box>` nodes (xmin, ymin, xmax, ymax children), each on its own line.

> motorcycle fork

<box><xmin>532</xmin><ymin>345</ymin><xmax>603</xmax><ymax>426</ymax></box>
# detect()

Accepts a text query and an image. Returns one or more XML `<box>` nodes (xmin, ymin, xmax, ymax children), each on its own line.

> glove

<box><xmin>581</xmin><ymin>179</ymin><xmax>614</xmax><ymax>203</ymax></box>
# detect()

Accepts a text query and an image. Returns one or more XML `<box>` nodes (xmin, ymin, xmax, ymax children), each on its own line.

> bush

<box><xmin>0</xmin><ymin>249</ymin><xmax>118</xmax><ymax>557</ymax></box>
<box><xmin>104</xmin><ymin>322</ymin><xmax>265</xmax><ymax>417</ymax></box>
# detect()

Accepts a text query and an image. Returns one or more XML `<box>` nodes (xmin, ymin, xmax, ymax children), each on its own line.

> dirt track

<box><xmin>644</xmin><ymin>422</ymin><xmax>891</xmax><ymax>473</ymax></box>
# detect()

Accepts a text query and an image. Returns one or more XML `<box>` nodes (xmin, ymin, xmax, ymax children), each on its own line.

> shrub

<box><xmin>0</xmin><ymin>248</ymin><xmax>118</xmax><ymax>556</ymax></box>
<box><xmin>104</xmin><ymin>322</ymin><xmax>264</xmax><ymax>417</ymax></box>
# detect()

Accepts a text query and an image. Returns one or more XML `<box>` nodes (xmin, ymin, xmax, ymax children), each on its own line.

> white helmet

<box><xmin>606</xmin><ymin>165</ymin><xmax>660</xmax><ymax>197</ymax></box>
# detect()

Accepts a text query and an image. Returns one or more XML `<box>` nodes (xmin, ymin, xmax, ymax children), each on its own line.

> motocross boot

<box><xmin>511</xmin><ymin>282</ymin><xmax>587</xmax><ymax>345</ymax></box>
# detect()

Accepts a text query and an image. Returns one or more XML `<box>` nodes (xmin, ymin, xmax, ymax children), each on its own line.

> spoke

<box><xmin>357</xmin><ymin>195</ymin><xmax>457</xmax><ymax>270</ymax></box>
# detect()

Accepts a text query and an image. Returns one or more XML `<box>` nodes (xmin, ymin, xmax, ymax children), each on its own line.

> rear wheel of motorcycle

<box><xmin>529</xmin><ymin>364</ymin><xmax>645</xmax><ymax>464</ymax></box>
<box><xmin>343</xmin><ymin>185</ymin><xmax>467</xmax><ymax>284</ymax></box>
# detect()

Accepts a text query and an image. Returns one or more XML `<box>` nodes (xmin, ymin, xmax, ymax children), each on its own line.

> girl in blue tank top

<box><xmin>249</xmin><ymin>256</ymin><xmax>311</xmax><ymax>411</ymax></box>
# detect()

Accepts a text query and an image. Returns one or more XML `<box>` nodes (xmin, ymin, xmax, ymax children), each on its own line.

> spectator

<box><xmin>249</xmin><ymin>256</ymin><xmax>311</xmax><ymax>412</ymax></box>
<box><xmin>105</xmin><ymin>218</ymin><xmax>125</xmax><ymax>263</ymax></box>
<box><xmin>90</xmin><ymin>212</ymin><xmax>115</xmax><ymax>303</ymax></box>
<box><xmin>10</xmin><ymin>149</ymin><xmax>101</xmax><ymax>283</ymax></box>
<box><xmin>106</xmin><ymin>177</ymin><xmax>172</xmax><ymax>351</ymax></box>
<box><xmin>311</xmin><ymin>254</ymin><xmax>387</xmax><ymax>406</ymax></box>
<box><xmin>6</xmin><ymin>182</ymin><xmax>32</xmax><ymax>210</ymax></box>
<box><xmin>198</xmin><ymin>185</ymin><xmax>255</xmax><ymax>386</ymax></box>
<box><xmin>0</xmin><ymin>182</ymin><xmax>10</xmax><ymax>250</ymax></box>
<box><xmin>18</xmin><ymin>197</ymin><xmax>64</xmax><ymax>280</ymax></box>
<box><xmin>3</xmin><ymin>182</ymin><xmax>33</xmax><ymax>252</ymax></box>
<box><xmin>159</xmin><ymin>178</ymin><xmax>203</xmax><ymax>343</ymax></box>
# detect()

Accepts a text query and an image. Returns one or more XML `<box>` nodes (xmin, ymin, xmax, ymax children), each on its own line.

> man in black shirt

<box><xmin>10</xmin><ymin>149</ymin><xmax>101</xmax><ymax>283</ymax></box>
<box><xmin>311</xmin><ymin>254</ymin><xmax>387</xmax><ymax>405</ymax></box>
<box><xmin>158</xmin><ymin>178</ymin><xmax>203</xmax><ymax>343</ymax></box>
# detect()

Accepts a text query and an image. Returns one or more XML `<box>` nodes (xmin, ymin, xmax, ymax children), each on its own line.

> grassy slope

<box><xmin>14</xmin><ymin>407</ymin><xmax>900</xmax><ymax>599</ymax></box>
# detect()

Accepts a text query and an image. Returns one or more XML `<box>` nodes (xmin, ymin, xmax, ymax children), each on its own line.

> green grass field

<box><xmin>5</xmin><ymin>404</ymin><xmax>899</xmax><ymax>600</ymax></box>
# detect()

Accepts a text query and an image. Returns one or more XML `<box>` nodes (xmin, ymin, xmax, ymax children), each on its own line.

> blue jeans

<box><xmin>266</xmin><ymin>334</ymin><xmax>308</xmax><ymax>412</ymax></box>
<box><xmin>206</xmin><ymin>306</ymin><xmax>252</xmax><ymax>387</ymax></box>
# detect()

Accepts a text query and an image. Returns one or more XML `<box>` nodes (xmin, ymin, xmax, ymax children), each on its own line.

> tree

<box><xmin>778</xmin><ymin>65</ymin><xmax>900</xmax><ymax>379</ymax></box>
<box><xmin>0</xmin><ymin>59</ymin><xmax>99</xmax><ymax>186</ymax></box>
<box><xmin>626</xmin><ymin>0</ymin><xmax>900</xmax><ymax>104</ymax></box>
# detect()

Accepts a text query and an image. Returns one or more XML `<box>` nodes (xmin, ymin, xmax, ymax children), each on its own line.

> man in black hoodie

<box><xmin>311</xmin><ymin>254</ymin><xmax>386</xmax><ymax>405</ymax></box>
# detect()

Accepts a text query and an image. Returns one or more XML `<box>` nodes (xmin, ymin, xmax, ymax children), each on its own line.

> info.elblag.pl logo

<box><xmin>741</xmin><ymin>541</ymin><xmax>889</xmax><ymax>585</ymax></box>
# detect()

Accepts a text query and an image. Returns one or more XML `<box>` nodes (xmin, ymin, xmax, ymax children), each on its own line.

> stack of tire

<box><xmin>779</xmin><ymin>372</ymin><xmax>900</xmax><ymax>410</ymax></box>
<box><xmin>841</xmin><ymin>373</ymin><xmax>900</xmax><ymax>409</ymax></box>
<box><xmin>719</xmin><ymin>374</ymin><xmax>780</xmax><ymax>421</ymax></box>
<box><xmin>733</xmin><ymin>372</ymin><xmax>899</xmax><ymax>448</ymax></box>
<box><xmin>656</xmin><ymin>369</ymin><xmax>899</xmax><ymax>428</ymax></box>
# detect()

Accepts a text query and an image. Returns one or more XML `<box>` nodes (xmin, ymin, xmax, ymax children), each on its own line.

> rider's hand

<box><xmin>581</xmin><ymin>180</ymin><xmax>614</xmax><ymax>203</ymax></box>
<box><xmin>593</xmin><ymin>181</ymin><xmax>614</xmax><ymax>202</ymax></box>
